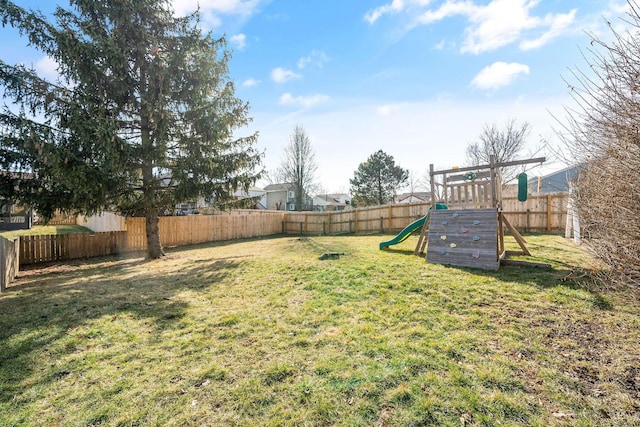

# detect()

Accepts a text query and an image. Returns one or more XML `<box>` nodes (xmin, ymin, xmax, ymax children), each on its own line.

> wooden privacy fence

<box><xmin>124</xmin><ymin>210</ymin><xmax>285</xmax><ymax>251</ymax></box>
<box><xmin>501</xmin><ymin>193</ymin><xmax>568</xmax><ymax>233</ymax></box>
<box><xmin>15</xmin><ymin>210</ymin><xmax>285</xmax><ymax>266</ymax></box>
<box><xmin>283</xmin><ymin>193</ymin><xmax>569</xmax><ymax>236</ymax></box>
<box><xmin>19</xmin><ymin>232</ymin><xmax>126</xmax><ymax>266</ymax></box>
<box><xmin>42</xmin><ymin>212</ymin><xmax>77</xmax><ymax>225</ymax></box>
<box><xmin>283</xmin><ymin>203</ymin><xmax>428</xmax><ymax>235</ymax></box>
<box><xmin>0</xmin><ymin>236</ymin><xmax>19</xmax><ymax>292</ymax></box>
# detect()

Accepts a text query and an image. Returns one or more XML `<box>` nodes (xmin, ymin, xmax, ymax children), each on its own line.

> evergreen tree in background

<box><xmin>0</xmin><ymin>0</ymin><xmax>262</xmax><ymax>258</ymax></box>
<box><xmin>350</xmin><ymin>150</ymin><xmax>408</xmax><ymax>207</ymax></box>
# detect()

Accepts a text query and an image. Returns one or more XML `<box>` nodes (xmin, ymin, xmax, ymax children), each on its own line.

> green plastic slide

<box><xmin>379</xmin><ymin>215</ymin><xmax>427</xmax><ymax>250</ymax></box>
<box><xmin>379</xmin><ymin>203</ymin><xmax>447</xmax><ymax>250</ymax></box>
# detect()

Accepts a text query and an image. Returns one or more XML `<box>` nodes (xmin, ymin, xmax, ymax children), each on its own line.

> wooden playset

<box><xmin>416</xmin><ymin>155</ymin><xmax>546</xmax><ymax>270</ymax></box>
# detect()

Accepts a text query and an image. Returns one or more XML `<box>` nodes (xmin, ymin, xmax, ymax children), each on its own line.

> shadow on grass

<box><xmin>0</xmin><ymin>250</ymin><xmax>240</xmax><ymax>405</ymax></box>
<box><xmin>165</xmin><ymin>233</ymin><xmax>285</xmax><ymax>252</ymax></box>
<box><xmin>380</xmin><ymin>248</ymin><xmax>417</xmax><ymax>256</ymax></box>
<box><xmin>439</xmin><ymin>257</ymin><xmax>616</xmax><ymax>312</ymax></box>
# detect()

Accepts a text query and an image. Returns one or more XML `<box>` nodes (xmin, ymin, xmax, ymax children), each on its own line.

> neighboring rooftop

<box><xmin>528</xmin><ymin>165</ymin><xmax>581</xmax><ymax>193</ymax></box>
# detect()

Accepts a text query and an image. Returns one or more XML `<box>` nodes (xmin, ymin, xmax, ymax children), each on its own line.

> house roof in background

<box><xmin>528</xmin><ymin>165</ymin><xmax>580</xmax><ymax>193</ymax></box>
<box><xmin>263</xmin><ymin>183</ymin><xmax>293</xmax><ymax>192</ymax></box>
<box><xmin>396</xmin><ymin>192</ymin><xmax>431</xmax><ymax>202</ymax></box>
<box><xmin>314</xmin><ymin>193</ymin><xmax>350</xmax><ymax>200</ymax></box>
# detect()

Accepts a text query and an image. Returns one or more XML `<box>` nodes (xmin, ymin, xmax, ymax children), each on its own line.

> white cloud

<box><xmin>608</xmin><ymin>1</ymin><xmax>630</xmax><ymax>14</ymax></box>
<box><xmin>376</xmin><ymin>104</ymin><xmax>400</xmax><ymax>116</ymax></box>
<box><xmin>434</xmin><ymin>39</ymin><xmax>447</xmax><ymax>50</ymax></box>
<box><xmin>171</xmin><ymin>0</ymin><xmax>263</xmax><ymax>28</ymax></box>
<box><xmin>461</xmin><ymin>0</ymin><xmax>543</xmax><ymax>54</ymax></box>
<box><xmin>297</xmin><ymin>56</ymin><xmax>311</xmax><ymax>70</ymax></box>
<box><xmin>417</xmin><ymin>0</ymin><xmax>475</xmax><ymax>25</ymax></box>
<box><xmin>365</xmin><ymin>0</ymin><xmax>406</xmax><ymax>24</ymax></box>
<box><xmin>279</xmin><ymin>93</ymin><xmax>329</xmax><ymax>108</ymax></box>
<box><xmin>471</xmin><ymin>61</ymin><xmax>530</xmax><ymax>90</ymax></box>
<box><xmin>171</xmin><ymin>0</ymin><xmax>262</xmax><ymax>16</ymax></box>
<box><xmin>242</xmin><ymin>78</ymin><xmax>260</xmax><ymax>87</ymax></box>
<box><xmin>520</xmin><ymin>9</ymin><xmax>576</xmax><ymax>50</ymax></box>
<box><xmin>271</xmin><ymin>67</ymin><xmax>301</xmax><ymax>83</ymax></box>
<box><xmin>297</xmin><ymin>50</ymin><xmax>330</xmax><ymax>69</ymax></box>
<box><xmin>35</xmin><ymin>56</ymin><xmax>59</xmax><ymax>81</ymax></box>
<box><xmin>230</xmin><ymin>33</ymin><xmax>247</xmax><ymax>50</ymax></box>
<box><xmin>395</xmin><ymin>0</ymin><xmax>577</xmax><ymax>54</ymax></box>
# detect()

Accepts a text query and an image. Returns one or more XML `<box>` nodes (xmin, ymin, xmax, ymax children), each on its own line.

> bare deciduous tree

<box><xmin>401</xmin><ymin>170</ymin><xmax>426</xmax><ymax>195</ymax></box>
<box><xmin>558</xmin><ymin>0</ymin><xmax>640</xmax><ymax>287</ymax></box>
<box><xmin>279</xmin><ymin>125</ymin><xmax>318</xmax><ymax>211</ymax></box>
<box><xmin>466</xmin><ymin>118</ymin><xmax>531</xmax><ymax>182</ymax></box>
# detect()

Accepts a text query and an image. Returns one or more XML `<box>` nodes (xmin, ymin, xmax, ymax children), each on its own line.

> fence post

<box><xmin>299</xmin><ymin>222</ymin><xmax>303</xmax><ymax>236</ymax></box>
<box><xmin>282</xmin><ymin>221</ymin><xmax>285</xmax><ymax>235</ymax></box>
<box><xmin>380</xmin><ymin>216</ymin><xmax>384</xmax><ymax>233</ymax></box>
<box><xmin>0</xmin><ymin>237</ymin><xmax>19</xmax><ymax>292</ymax></box>
<box><xmin>354</xmin><ymin>210</ymin><xmax>359</xmax><ymax>234</ymax></box>
<box><xmin>349</xmin><ymin>219</ymin><xmax>353</xmax><ymax>234</ymax></box>
<box><xmin>0</xmin><ymin>237</ymin><xmax>5</xmax><ymax>292</ymax></box>
<box><xmin>547</xmin><ymin>194</ymin><xmax>552</xmax><ymax>232</ymax></box>
<box><xmin>323</xmin><ymin>221</ymin><xmax>326</xmax><ymax>235</ymax></box>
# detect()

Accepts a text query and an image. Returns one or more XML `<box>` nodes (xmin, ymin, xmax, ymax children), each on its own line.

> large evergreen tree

<box><xmin>349</xmin><ymin>150</ymin><xmax>408</xmax><ymax>207</ymax></box>
<box><xmin>0</xmin><ymin>0</ymin><xmax>262</xmax><ymax>258</ymax></box>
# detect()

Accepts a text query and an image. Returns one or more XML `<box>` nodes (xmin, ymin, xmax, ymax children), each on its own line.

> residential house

<box><xmin>264</xmin><ymin>183</ymin><xmax>313</xmax><ymax>211</ymax></box>
<box><xmin>394</xmin><ymin>191</ymin><xmax>431</xmax><ymax>204</ymax></box>
<box><xmin>528</xmin><ymin>165</ymin><xmax>581</xmax><ymax>194</ymax></box>
<box><xmin>0</xmin><ymin>203</ymin><xmax>32</xmax><ymax>231</ymax></box>
<box><xmin>0</xmin><ymin>171</ymin><xmax>33</xmax><ymax>230</ymax></box>
<box><xmin>312</xmin><ymin>193</ymin><xmax>351</xmax><ymax>211</ymax></box>
<box><xmin>233</xmin><ymin>187</ymin><xmax>267</xmax><ymax>210</ymax></box>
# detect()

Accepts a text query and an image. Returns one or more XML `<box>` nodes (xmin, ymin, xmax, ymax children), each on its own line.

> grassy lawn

<box><xmin>0</xmin><ymin>234</ymin><xmax>638</xmax><ymax>426</ymax></box>
<box><xmin>0</xmin><ymin>224</ymin><xmax>94</xmax><ymax>241</ymax></box>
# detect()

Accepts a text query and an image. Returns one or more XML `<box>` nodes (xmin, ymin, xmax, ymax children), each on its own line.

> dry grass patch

<box><xmin>0</xmin><ymin>234</ymin><xmax>638</xmax><ymax>426</ymax></box>
<box><xmin>0</xmin><ymin>224</ymin><xmax>94</xmax><ymax>241</ymax></box>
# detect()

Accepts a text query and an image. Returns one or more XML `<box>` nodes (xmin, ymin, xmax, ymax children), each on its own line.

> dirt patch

<box><xmin>545</xmin><ymin>319</ymin><xmax>611</xmax><ymax>364</ymax></box>
<box><xmin>623</xmin><ymin>366</ymin><xmax>640</xmax><ymax>397</ymax></box>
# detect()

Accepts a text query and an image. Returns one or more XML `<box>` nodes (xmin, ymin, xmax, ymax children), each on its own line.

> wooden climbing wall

<box><xmin>426</xmin><ymin>208</ymin><xmax>500</xmax><ymax>271</ymax></box>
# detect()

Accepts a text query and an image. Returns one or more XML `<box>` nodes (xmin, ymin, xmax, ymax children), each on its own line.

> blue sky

<box><xmin>1</xmin><ymin>1</ymin><xmax>630</xmax><ymax>192</ymax></box>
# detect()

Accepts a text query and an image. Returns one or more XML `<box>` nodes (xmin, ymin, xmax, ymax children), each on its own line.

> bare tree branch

<box><xmin>558</xmin><ymin>0</ymin><xmax>640</xmax><ymax>287</ymax></box>
<box><xmin>279</xmin><ymin>125</ymin><xmax>318</xmax><ymax>211</ymax></box>
<box><xmin>466</xmin><ymin>118</ymin><xmax>531</xmax><ymax>183</ymax></box>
